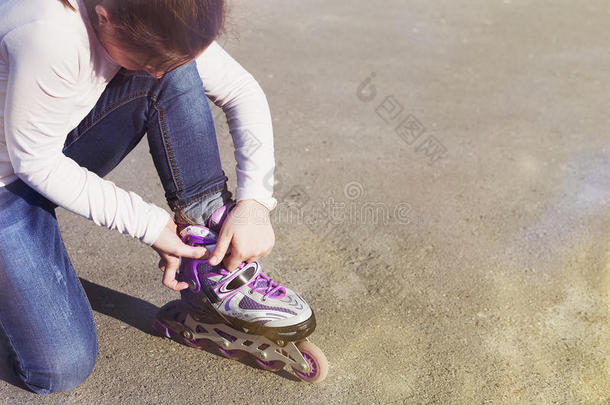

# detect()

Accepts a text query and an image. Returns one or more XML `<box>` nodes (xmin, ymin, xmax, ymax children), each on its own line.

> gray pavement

<box><xmin>1</xmin><ymin>0</ymin><xmax>609</xmax><ymax>403</ymax></box>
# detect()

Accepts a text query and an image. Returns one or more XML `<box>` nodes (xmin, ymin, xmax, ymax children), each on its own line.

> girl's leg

<box><xmin>62</xmin><ymin>61</ymin><xmax>233</xmax><ymax>224</ymax></box>
<box><xmin>0</xmin><ymin>180</ymin><xmax>97</xmax><ymax>394</ymax></box>
<box><xmin>0</xmin><ymin>61</ymin><xmax>229</xmax><ymax>394</ymax></box>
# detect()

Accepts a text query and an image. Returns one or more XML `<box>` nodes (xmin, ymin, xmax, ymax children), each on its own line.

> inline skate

<box><xmin>153</xmin><ymin>202</ymin><xmax>328</xmax><ymax>383</ymax></box>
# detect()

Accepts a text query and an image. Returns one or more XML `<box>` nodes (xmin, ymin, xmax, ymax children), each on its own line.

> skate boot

<box><xmin>153</xmin><ymin>202</ymin><xmax>328</xmax><ymax>383</ymax></box>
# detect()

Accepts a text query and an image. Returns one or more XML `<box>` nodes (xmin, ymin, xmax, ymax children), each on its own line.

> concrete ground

<box><xmin>1</xmin><ymin>0</ymin><xmax>609</xmax><ymax>403</ymax></box>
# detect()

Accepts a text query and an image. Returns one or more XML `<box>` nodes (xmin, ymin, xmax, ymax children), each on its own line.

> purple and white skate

<box><xmin>177</xmin><ymin>224</ymin><xmax>315</xmax><ymax>340</ymax></box>
<box><xmin>154</xmin><ymin>202</ymin><xmax>328</xmax><ymax>383</ymax></box>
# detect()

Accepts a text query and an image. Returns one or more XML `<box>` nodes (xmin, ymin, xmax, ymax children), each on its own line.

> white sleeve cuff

<box><xmin>141</xmin><ymin>206</ymin><xmax>171</xmax><ymax>246</ymax></box>
<box><xmin>252</xmin><ymin>196</ymin><xmax>277</xmax><ymax>211</ymax></box>
<box><xmin>235</xmin><ymin>189</ymin><xmax>277</xmax><ymax>211</ymax></box>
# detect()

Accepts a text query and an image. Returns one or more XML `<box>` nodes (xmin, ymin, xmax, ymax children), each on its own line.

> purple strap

<box><xmin>208</xmin><ymin>201</ymin><xmax>236</xmax><ymax>230</ymax></box>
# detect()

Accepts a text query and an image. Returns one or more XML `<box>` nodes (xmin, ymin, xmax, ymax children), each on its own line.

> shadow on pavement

<box><xmin>79</xmin><ymin>278</ymin><xmax>158</xmax><ymax>334</ymax></box>
<box><xmin>0</xmin><ymin>279</ymin><xmax>300</xmax><ymax>387</ymax></box>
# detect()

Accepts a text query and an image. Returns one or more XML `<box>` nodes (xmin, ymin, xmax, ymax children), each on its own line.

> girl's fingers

<box><xmin>162</xmin><ymin>258</ymin><xmax>188</xmax><ymax>291</ymax></box>
<box><xmin>246</xmin><ymin>256</ymin><xmax>261</xmax><ymax>264</ymax></box>
<box><xmin>159</xmin><ymin>254</ymin><xmax>187</xmax><ymax>291</ymax></box>
<box><xmin>209</xmin><ymin>232</ymin><xmax>232</xmax><ymax>266</ymax></box>
<box><xmin>169</xmin><ymin>243</ymin><xmax>207</xmax><ymax>259</ymax></box>
<box><xmin>154</xmin><ymin>226</ymin><xmax>207</xmax><ymax>259</ymax></box>
<box><xmin>224</xmin><ymin>251</ymin><xmax>245</xmax><ymax>272</ymax></box>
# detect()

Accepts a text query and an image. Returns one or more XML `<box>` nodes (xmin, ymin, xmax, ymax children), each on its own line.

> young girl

<box><xmin>0</xmin><ymin>0</ymin><xmax>323</xmax><ymax>393</ymax></box>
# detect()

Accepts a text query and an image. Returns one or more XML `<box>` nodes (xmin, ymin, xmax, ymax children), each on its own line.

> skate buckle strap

<box><xmin>179</xmin><ymin>260</ymin><xmax>204</xmax><ymax>293</ymax></box>
<box><xmin>176</xmin><ymin>226</ymin><xmax>218</xmax><ymax>294</ymax></box>
<box><xmin>208</xmin><ymin>201</ymin><xmax>236</xmax><ymax>231</ymax></box>
<box><xmin>179</xmin><ymin>225</ymin><xmax>218</xmax><ymax>244</ymax></box>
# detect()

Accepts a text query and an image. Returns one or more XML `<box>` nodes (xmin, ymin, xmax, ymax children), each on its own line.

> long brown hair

<box><xmin>59</xmin><ymin>0</ymin><xmax>76</xmax><ymax>10</ymax></box>
<box><xmin>58</xmin><ymin>0</ymin><xmax>225</xmax><ymax>72</ymax></box>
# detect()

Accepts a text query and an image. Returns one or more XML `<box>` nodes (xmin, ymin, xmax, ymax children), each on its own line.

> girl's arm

<box><xmin>195</xmin><ymin>42</ymin><xmax>277</xmax><ymax>270</ymax></box>
<box><xmin>4</xmin><ymin>22</ymin><xmax>206</xmax><ymax>290</ymax></box>
<box><xmin>3</xmin><ymin>22</ymin><xmax>170</xmax><ymax>245</ymax></box>
<box><xmin>195</xmin><ymin>41</ymin><xmax>277</xmax><ymax>211</ymax></box>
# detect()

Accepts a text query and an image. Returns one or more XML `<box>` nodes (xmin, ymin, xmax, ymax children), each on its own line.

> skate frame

<box><xmin>182</xmin><ymin>313</ymin><xmax>312</xmax><ymax>374</ymax></box>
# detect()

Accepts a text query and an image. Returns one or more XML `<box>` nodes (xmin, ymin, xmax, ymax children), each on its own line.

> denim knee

<box><xmin>18</xmin><ymin>338</ymin><xmax>97</xmax><ymax>394</ymax></box>
<box><xmin>152</xmin><ymin>60</ymin><xmax>202</xmax><ymax>102</ymax></box>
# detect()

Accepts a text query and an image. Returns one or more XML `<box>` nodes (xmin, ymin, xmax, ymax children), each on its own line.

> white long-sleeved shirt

<box><xmin>0</xmin><ymin>0</ymin><xmax>276</xmax><ymax>245</ymax></box>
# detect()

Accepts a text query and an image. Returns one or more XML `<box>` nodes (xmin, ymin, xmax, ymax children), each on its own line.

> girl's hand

<box><xmin>209</xmin><ymin>199</ymin><xmax>275</xmax><ymax>271</ymax></box>
<box><xmin>152</xmin><ymin>218</ymin><xmax>208</xmax><ymax>291</ymax></box>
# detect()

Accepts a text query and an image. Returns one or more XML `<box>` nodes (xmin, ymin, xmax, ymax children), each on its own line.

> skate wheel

<box><xmin>183</xmin><ymin>338</ymin><xmax>201</xmax><ymax>348</ymax></box>
<box><xmin>254</xmin><ymin>358</ymin><xmax>285</xmax><ymax>372</ymax></box>
<box><xmin>153</xmin><ymin>320</ymin><xmax>173</xmax><ymax>339</ymax></box>
<box><xmin>217</xmin><ymin>346</ymin><xmax>245</xmax><ymax>360</ymax></box>
<box><xmin>292</xmin><ymin>341</ymin><xmax>328</xmax><ymax>383</ymax></box>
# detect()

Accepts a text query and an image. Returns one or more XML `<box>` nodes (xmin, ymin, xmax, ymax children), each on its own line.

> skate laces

<box><xmin>248</xmin><ymin>272</ymin><xmax>285</xmax><ymax>300</ymax></box>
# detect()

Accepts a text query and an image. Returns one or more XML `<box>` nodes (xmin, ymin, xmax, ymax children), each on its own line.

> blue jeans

<box><xmin>0</xmin><ymin>61</ymin><xmax>231</xmax><ymax>394</ymax></box>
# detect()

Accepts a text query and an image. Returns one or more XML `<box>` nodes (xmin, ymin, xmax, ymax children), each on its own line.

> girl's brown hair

<box><xmin>59</xmin><ymin>0</ymin><xmax>225</xmax><ymax>72</ymax></box>
<box><xmin>59</xmin><ymin>0</ymin><xmax>76</xmax><ymax>10</ymax></box>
